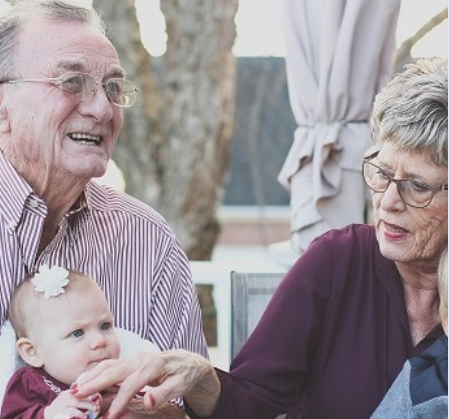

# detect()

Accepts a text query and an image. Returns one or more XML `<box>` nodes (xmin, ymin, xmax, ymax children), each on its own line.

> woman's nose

<box><xmin>380</xmin><ymin>181</ymin><xmax>406</xmax><ymax>211</ymax></box>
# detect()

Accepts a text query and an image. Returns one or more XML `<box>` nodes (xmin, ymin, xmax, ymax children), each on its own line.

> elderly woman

<box><xmin>75</xmin><ymin>58</ymin><xmax>448</xmax><ymax>419</ymax></box>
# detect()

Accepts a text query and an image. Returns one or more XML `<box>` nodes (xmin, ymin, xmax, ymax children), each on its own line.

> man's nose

<box><xmin>79</xmin><ymin>84</ymin><xmax>114</xmax><ymax>122</ymax></box>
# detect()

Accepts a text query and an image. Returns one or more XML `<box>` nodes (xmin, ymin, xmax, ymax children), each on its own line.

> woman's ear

<box><xmin>16</xmin><ymin>337</ymin><xmax>44</xmax><ymax>368</ymax></box>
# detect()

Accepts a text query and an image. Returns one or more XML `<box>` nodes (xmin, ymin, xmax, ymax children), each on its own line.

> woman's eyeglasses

<box><xmin>362</xmin><ymin>154</ymin><xmax>448</xmax><ymax>208</ymax></box>
<box><xmin>0</xmin><ymin>72</ymin><xmax>138</xmax><ymax>108</ymax></box>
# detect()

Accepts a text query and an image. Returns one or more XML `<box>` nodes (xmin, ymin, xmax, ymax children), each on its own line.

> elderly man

<box><xmin>0</xmin><ymin>0</ymin><xmax>206</xmax><ymax>416</ymax></box>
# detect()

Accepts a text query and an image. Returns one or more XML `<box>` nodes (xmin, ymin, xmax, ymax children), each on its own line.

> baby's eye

<box><xmin>70</xmin><ymin>329</ymin><xmax>84</xmax><ymax>338</ymax></box>
<box><xmin>100</xmin><ymin>322</ymin><xmax>113</xmax><ymax>331</ymax></box>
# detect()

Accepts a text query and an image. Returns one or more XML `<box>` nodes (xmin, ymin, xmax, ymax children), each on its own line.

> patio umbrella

<box><xmin>278</xmin><ymin>0</ymin><xmax>400</xmax><ymax>254</ymax></box>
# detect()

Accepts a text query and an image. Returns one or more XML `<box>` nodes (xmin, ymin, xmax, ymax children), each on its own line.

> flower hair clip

<box><xmin>32</xmin><ymin>264</ymin><xmax>70</xmax><ymax>299</ymax></box>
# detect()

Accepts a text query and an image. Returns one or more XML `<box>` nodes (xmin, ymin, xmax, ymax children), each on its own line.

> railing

<box><xmin>190</xmin><ymin>261</ymin><xmax>232</xmax><ymax>369</ymax></box>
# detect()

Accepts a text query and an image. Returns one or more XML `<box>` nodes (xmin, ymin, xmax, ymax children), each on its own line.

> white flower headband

<box><xmin>31</xmin><ymin>264</ymin><xmax>70</xmax><ymax>299</ymax></box>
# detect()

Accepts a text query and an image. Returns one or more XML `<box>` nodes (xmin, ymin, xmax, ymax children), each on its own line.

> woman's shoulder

<box><xmin>288</xmin><ymin>223</ymin><xmax>388</xmax><ymax>285</ymax></box>
<box><xmin>309</xmin><ymin>223</ymin><xmax>378</xmax><ymax>256</ymax></box>
<box><xmin>319</xmin><ymin>223</ymin><xmax>375</xmax><ymax>242</ymax></box>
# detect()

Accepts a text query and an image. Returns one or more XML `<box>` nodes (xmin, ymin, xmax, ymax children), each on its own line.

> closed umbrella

<box><xmin>278</xmin><ymin>0</ymin><xmax>401</xmax><ymax>254</ymax></box>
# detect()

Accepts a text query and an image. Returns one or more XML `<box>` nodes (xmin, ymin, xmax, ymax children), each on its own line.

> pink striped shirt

<box><xmin>0</xmin><ymin>151</ymin><xmax>207</xmax><ymax>356</ymax></box>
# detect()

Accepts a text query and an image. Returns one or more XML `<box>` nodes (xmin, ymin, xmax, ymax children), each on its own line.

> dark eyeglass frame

<box><xmin>0</xmin><ymin>72</ymin><xmax>138</xmax><ymax>108</ymax></box>
<box><xmin>362</xmin><ymin>151</ymin><xmax>448</xmax><ymax>208</ymax></box>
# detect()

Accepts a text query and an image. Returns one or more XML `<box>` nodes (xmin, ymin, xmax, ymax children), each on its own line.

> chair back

<box><xmin>230</xmin><ymin>271</ymin><xmax>285</xmax><ymax>360</ymax></box>
<box><xmin>230</xmin><ymin>271</ymin><xmax>287</xmax><ymax>419</ymax></box>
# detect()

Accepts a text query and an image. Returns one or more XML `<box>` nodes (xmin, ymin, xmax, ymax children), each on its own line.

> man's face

<box><xmin>0</xmin><ymin>17</ymin><xmax>124</xmax><ymax>185</ymax></box>
<box><xmin>29</xmin><ymin>284</ymin><xmax>121</xmax><ymax>386</ymax></box>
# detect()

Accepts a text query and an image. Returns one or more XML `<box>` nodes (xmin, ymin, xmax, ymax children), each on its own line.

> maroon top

<box><xmin>187</xmin><ymin>224</ymin><xmax>443</xmax><ymax>419</ymax></box>
<box><xmin>1</xmin><ymin>366</ymin><xmax>67</xmax><ymax>419</ymax></box>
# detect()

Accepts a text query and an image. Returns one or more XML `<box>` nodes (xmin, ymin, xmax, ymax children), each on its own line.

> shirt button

<box><xmin>6</xmin><ymin>221</ymin><xmax>15</xmax><ymax>233</ymax></box>
<box><xmin>28</xmin><ymin>198</ymin><xmax>39</xmax><ymax>208</ymax></box>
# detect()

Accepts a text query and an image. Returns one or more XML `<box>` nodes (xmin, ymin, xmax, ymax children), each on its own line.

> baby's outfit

<box><xmin>0</xmin><ymin>366</ymin><xmax>98</xmax><ymax>419</ymax></box>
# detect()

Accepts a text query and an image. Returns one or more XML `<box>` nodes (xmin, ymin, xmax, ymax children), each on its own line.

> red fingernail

<box><xmin>103</xmin><ymin>413</ymin><xmax>110</xmax><ymax>419</ymax></box>
<box><xmin>70</xmin><ymin>382</ymin><xmax>78</xmax><ymax>390</ymax></box>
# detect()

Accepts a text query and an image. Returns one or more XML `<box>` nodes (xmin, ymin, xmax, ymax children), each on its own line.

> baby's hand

<box><xmin>44</xmin><ymin>390</ymin><xmax>101</xmax><ymax>419</ymax></box>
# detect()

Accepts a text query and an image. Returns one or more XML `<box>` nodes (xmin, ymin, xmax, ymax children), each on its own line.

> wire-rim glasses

<box><xmin>0</xmin><ymin>72</ymin><xmax>138</xmax><ymax>108</ymax></box>
<box><xmin>362</xmin><ymin>153</ymin><xmax>448</xmax><ymax>208</ymax></box>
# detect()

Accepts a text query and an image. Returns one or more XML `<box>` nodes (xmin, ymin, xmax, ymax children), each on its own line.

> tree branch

<box><xmin>395</xmin><ymin>8</ymin><xmax>448</xmax><ymax>70</ymax></box>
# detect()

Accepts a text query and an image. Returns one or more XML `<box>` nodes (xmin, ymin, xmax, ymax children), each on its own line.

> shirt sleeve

<box><xmin>148</xmin><ymin>235</ymin><xmax>208</xmax><ymax>357</ymax></box>
<box><xmin>0</xmin><ymin>369</ymin><xmax>48</xmax><ymax>419</ymax></box>
<box><xmin>186</xmin><ymin>232</ymin><xmax>338</xmax><ymax>418</ymax></box>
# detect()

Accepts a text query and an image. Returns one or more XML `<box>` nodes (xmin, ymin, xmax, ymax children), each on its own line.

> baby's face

<box><xmin>29</xmin><ymin>285</ymin><xmax>121</xmax><ymax>385</ymax></box>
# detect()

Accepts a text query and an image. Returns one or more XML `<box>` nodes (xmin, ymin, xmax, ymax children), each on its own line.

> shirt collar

<box><xmin>0</xmin><ymin>151</ymin><xmax>92</xmax><ymax>228</ymax></box>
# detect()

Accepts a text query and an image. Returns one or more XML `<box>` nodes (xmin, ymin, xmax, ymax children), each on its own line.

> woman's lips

<box><xmin>382</xmin><ymin>221</ymin><xmax>409</xmax><ymax>239</ymax></box>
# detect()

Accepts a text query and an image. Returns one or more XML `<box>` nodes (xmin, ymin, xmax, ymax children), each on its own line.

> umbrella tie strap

<box><xmin>297</xmin><ymin>119</ymin><xmax>368</xmax><ymax>129</ymax></box>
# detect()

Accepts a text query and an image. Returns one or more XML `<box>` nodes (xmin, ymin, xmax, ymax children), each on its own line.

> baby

<box><xmin>0</xmin><ymin>265</ymin><xmax>121</xmax><ymax>418</ymax></box>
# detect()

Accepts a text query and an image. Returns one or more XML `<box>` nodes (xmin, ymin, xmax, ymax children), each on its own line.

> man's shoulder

<box><xmin>86</xmin><ymin>181</ymin><xmax>168</xmax><ymax>226</ymax></box>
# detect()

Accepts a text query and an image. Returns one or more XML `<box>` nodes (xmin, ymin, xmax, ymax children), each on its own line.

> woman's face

<box><xmin>372</xmin><ymin>142</ymin><xmax>448</xmax><ymax>267</ymax></box>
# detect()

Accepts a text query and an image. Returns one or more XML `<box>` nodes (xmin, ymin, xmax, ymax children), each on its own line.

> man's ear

<box><xmin>0</xmin><ymin>95</ymin><xmax>11</xmax><ymax>135</ymax></box>
<box><xmin>16</xmin><ymin>337</ymin><xmax>44</xmax><ymax>368</ymax></box>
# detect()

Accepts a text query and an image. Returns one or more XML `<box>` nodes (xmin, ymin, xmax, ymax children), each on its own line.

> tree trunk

<box><xmin>159</xmin><ymin>0</ymin><xmax>238</xmax><ymax>260</ymax></box>
<box><xmin>92</xmin><ymin>0</ymin><xmax>238</xmax><ymax>260</ymax></box>
<box><xmin>93</xmin><ymin>0</ymin><xmax>163</xmax><ymax>207</ymax></box>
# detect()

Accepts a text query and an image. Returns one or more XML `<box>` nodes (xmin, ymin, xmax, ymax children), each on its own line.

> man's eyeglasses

<box><xmin>0</xmin><ymin>72</ymin><xmax>138</xmax><ymax>108</ymax></box>
<box><xmin>362</xmin><ymin>153</ymin><xmax>448</xmax><ymax>208</ymax></box>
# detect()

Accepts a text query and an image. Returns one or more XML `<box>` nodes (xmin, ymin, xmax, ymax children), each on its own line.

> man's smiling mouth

<box><xmin>68</xmin><ymin>133</ymin><xmax>101</xmax><ymax>145</ymax></box>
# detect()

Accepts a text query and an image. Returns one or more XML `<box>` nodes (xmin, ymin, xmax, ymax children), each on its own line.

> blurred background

<box><xmin>0</xmin><ymin>0</ymin><xmax>445</xmax><ymax>261</ymax></box>
<box><xmin>1</xmin><ymin>0</ymin><xmax>446</xmax><ymax>347</ymax></box>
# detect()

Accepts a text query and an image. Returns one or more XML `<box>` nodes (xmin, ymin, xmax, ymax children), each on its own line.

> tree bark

<box><xmin>92</xmin><ymin>0</ymin><xmax>238</xmax><ymax>260</ymax></box>
<box><xmin>159</xmin><ymin>0</ymin><xmax>238</xmax><ymax>259</ymax></box>
<box><xmin>93</xmin><ymin>0</ymin><xmax>164</xmax><ymax>207</ymax></box>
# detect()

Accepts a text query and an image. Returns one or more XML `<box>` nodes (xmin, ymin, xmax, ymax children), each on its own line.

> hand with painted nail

<box><xmin>74</xmin><ymin>350</ymin><xmax>220</xmax><ymax>419</ymax></box>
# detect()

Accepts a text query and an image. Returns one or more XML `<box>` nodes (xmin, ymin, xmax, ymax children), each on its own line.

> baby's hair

<box><xmin>438</xmin><ymin>249</ymin><xmax>448</xmax><ymax>322</ymax></box>
<box><xmin>8</xmin><ymin>269</ymin><xmax>96</xmax><ymax>339</ymax></box>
